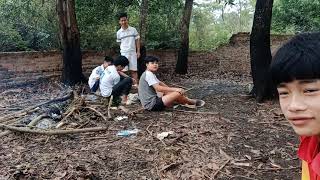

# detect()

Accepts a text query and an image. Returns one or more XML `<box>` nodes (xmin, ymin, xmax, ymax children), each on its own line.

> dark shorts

<box><xmin>150</xmin><ymin>97</ymin><xmax>165</xmax><ymax>111</ymax></box>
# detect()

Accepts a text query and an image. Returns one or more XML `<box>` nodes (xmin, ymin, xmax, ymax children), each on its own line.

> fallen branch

<box><xmin>212</xmin><ymin>159</ymin><xmax>231</xmax><ymax>178</ymax></box>
<box><xmin>0</xmin><ymin>124</ymin><xmax>108</xmax><ymax>135</ymax></box>
<box><xmin>107</xmin><ymin>96</ymin><xmax>113</xmax><ymax>119</ymax></box>
<box><xmin>83</xmin><ymin>107</ymin><xmax>108</xmax><ymax>121</ymax></box>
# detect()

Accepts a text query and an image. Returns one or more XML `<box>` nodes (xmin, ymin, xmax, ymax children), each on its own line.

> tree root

<box><xmin>0</xmin><ymin>124</ymin><xmax>108</xmax><ymax>135</ymax></box>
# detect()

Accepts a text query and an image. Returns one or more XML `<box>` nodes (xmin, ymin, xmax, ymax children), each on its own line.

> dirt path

<box><xmin>0</xmin><ymin>79</ymin><xmax>300</xmax><ymax>179</ymax></box>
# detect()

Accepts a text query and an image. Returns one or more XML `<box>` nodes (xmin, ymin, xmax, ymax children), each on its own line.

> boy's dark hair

<box><xmin>104</xmin><ymin>56</ymin><xmax>114</xmax><ymax>63</ymax></box>
<box><xmin>114</xmin><ymin>55</ymin><xmax>129</xmax><ymax>67</ymax></box>
<box><xmin>118</xmin><ymin>12</ymin><xmax>127</xmax><ymax>20</ymax></box>
<box><xmin>144</xmin><ymin>56</ymin><xmax>159</xmax><ymax>64</ymax></box>
<box><xmin>270</xmin><ymin>33</ymin><xmax>320</xmax><ymax>86</ymax></box>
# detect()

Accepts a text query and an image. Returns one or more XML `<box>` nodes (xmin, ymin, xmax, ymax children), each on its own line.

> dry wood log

<box><xmin>0</xmin><ymin>92</ymin><xmax>72</xmax><ymax>124</ymax></box>
<box><xmin>0</xmin><ymin>124</ymin><xmax>108</xmax><ymax>135</ymax></box>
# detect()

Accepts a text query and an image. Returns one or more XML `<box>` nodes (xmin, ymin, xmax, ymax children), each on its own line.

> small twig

<box><xmin>107</xmin><ymin>96</ymin><xmax>113</xmax><ymax>119</ymax></box>
<box><xmin>146</xmin><ymin>123</ymin><xmax>153</xmax><ymax>136</ymax></box>
<box><xmin>160</xmin><ymin>162</ymin><xmax>183</xmax><ymax>172</ymax></box>
<box><xmin>233</xmin><ymin>175</ymin><xmax>258</xmax><ymax>180</ymax></box>
<box><xmin>212</xmin><ymin>159</ymin><xmax>230</xmax><ymax>178</ymax></box>
<box><xmin>130</xmin><ymin>107</ymin><xmax>145</xmax><ymax>115</ymax></box>
<box><xmin>0</xmin><ymin>107</ymin><xmax>22</xmax><ymax>111</ymax></box>
<box><xmin>27</xmin><ymin>113</ymin><xmax>48</xmax><ymax>128</ymax></box>
<box><xmin>173</xmin><ymin>109</ymin><xmax>219</xmax><ymax>115</ymax></box>
<box><xmin>257</xmin><ymin>166</ymin><xmax>299</xmax><ymax>171</ymax></box>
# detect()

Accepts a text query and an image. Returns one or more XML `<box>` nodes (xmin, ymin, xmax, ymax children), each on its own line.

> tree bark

<box><xmin>56</xmin><ymin>0</ymin><xmax>85</xmax><ymax>85</ymax></box>
<box><xmin>139</xmin><ymin>0</ymin><xmax>148</xmax><ymax>46</ymax></box>
<box><xmin>175</xmin><ymin>0</ymin><xmax>194</xmax><ymax>74</ymax></box>
<box><xmin>250</xmin><ymin>0</ymin><xmax>276</xmax><ymax>102</ymax></box>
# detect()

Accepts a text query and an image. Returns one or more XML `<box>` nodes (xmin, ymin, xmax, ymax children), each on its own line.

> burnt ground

<box><xmin>0</xmin><ymin>74</ymin><xmax>300</xmax><ymax>180</ymax></box>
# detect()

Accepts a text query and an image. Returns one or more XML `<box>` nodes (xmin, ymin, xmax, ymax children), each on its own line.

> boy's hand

<box><xmin>95</xmin><ymin>77</ymin><xmax>100</xmax><ymax>80</ymax></box>
<box><xmin>137</xmin><ymin>52</ymin><xmax>141</xmax><ymax>59</ymax></box>
<box><xmin>132</xmin><ymin>78</ymin><xmax>137</xmax><ymax>84</ymax></box>
<box><xmin>175</xmin><ymin>88</ymin><xmax>185</xmax><ymax>95</ymax></box>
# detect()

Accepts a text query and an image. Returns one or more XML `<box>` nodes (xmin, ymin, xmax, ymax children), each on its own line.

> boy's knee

<box><xmin>123</xmin><ymin>77</ymin><xmax>133</xmax><ymax>85</ymax></box>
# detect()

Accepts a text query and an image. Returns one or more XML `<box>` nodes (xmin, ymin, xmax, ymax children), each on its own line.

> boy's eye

<box><xmin>278</xmin><ymin>92</ymin><xmax>288</xmax><ymax>96</ymax></box>
<box><xmin>304</xmin><ymin>89</ymin><xmax>319</xmax><ymax>93</ymax></box>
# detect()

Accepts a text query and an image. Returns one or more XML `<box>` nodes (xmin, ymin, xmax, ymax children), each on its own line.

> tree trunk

<box><xmin>139</xmin><ymin>0</ymin><xmax>148</xmax><ymax>46</ymax></box>
<box><xmin>250</xmin><ymin>0</ymin><xmax>276</xmax><ymax>102</ymax></box>
<box><xmin>175</xmin><ymin>0</ymin><xmax>193</xmax><ymax>74</ymax></box>
<box><xmin>56</xmin><ymin>0</ymin><xmax>84</xmax><ymax>86</ymax></box>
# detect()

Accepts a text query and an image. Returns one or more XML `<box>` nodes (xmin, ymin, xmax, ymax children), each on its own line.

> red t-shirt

<box><xmin>298</xmin><ymin>136</ymin><xmax>320</xmax><ymax>180</ymax></box>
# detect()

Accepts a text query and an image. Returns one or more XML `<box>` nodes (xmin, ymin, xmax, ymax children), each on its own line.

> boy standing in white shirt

<box><xmin>116</xmin><ymin>12</ymin><xmax>140</xmax><ymax>86</ymax></box>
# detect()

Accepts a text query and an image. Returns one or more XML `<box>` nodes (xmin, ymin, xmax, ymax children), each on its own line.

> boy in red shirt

<box><xmin>270</xmin><ymin>33</ymin><xmax>320</xmax><ymax>179</ymax></box>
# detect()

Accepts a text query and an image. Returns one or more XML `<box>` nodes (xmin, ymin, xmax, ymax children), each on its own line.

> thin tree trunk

<box><xmin>56</xmin><ymin>0</ymin><xmax>84</xmax><ymax>85</ymax></box>
<box><xmin>139</xmin><ymin>0</ymin><xmax>148</xmax><ymax>46</ymax></box>
<box><xmin>250</xmin><ymin>0</ymin><xmax>276</xmax><ymax>102</ymax></box>
<box><xmin>175</xmin><ymin>0</ymin><xmax>194</xmax><ymax>74</ymax></box>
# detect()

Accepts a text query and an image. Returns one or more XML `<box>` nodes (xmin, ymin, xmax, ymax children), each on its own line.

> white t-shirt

<box><xmin>88</xmin><ymin>65</ymin><xmax>104</xmax><ymax>89</ymax></box>
<box><xmin>145</xmin><ymin>70</ymin><xmax>160</xmax><ymax>86</ymax></box>
<box><xmin>99</xmin><ymin>65</ymin><xmax>120</xmax><ymax>97</ymax></box>
<box><xmin>116</xmin><ymin>26</ymin><xmax>140</xmax><ymax>53</ymax></box>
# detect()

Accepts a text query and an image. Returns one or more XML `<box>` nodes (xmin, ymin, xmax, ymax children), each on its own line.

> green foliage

<box><xmin>1</xmin><ymin>0</ymin><xmax>318</xmax><ymax>52</ymax></box>
<box><xmin>0</xmin><ymin>0</ymin><xmax>59</xmax><ymax>51</ymax></box>
<box><xmin>0</xmin><ymin>23</ymin><xmax>27</xmax><ymax>51</ymax></box>
<box><xmin>190</xmin><ymin>0</ymin><xmax>254</xmax><ymax>51</ymax></box>
<box><xmin>272</xmin><ymin>0</ymin><xmax>320</xmax><ymax>33</ymax></box>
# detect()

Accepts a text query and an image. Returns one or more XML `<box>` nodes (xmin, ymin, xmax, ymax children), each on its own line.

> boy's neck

<box><xmin>146</xmin><ymin>69</ymin><xmax>155</xmax><ymax>73</ymax></box>
<box><xmin>122</xmin><ymin>25</ymin><xmax>129</xmax><ymax>30</ymax></box>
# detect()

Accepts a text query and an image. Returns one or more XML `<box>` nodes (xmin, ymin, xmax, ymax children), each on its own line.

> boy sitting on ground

<box><xmin>138</xmin><ymin>56</ymin><xmax>205</xmax><ymax>111</ymax></box>
<box><xmin>270</xmin><ymin>33</ymin><xmax>320</xmax><ymax>179</ymax></box>
<box><xmin>88</xmin><ymin>56</ymin><xmax>113</xmax><ymax>92</ymax></box>
<box><xmin>100</xmin><ymin>56</ymin><xmax>133</xmax><ymax>105</ymax></box>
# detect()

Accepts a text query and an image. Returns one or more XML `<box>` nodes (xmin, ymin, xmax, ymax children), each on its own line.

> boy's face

<box><xmin>115</xmin><ymin>65</ymin><xmax>125</xmax><ymax>71</ymax></box>
<box><xmin>146</xmin><ymin>61</ymin><xmax>159</xmax><ymax>72</ymax></box>
<box><xmin>103</xmin><ymin>61</ymin><xmax>110</xmax><ymax>69</ymax></box>
<box><xmin>119</xmin><ymin>17</ymin><xmax>128</xmax><ymax>28</ymax></box>
<box><xmin>277</xmin><ymin>79</ymin><xmax>320</xmax><ymax>136</ymax></box>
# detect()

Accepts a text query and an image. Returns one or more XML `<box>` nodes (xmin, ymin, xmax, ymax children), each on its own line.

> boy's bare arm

<box><xmin>118</xmin><ymin>71</ymin><xmax>137</xmax><ymax>84</ymax></box>
<box><xmin>159</xmin><ymin>81</ymin><xmax>168</xmax><ymax>87</ymax></box>
<box><xmin>153</xmin><ymin>84</ymin><xmax>184</xmax><ymax>94</ymax></box>
<box><xmin>136</xmin><ymin>38</ymin><xmax>141</xmax><ymax>58</ymax></box>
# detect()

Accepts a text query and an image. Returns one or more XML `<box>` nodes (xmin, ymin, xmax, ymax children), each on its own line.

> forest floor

<box><xmin>0</xmin><ymin>71</ymin><xmax>300</xmax><ymax>180</ymax></box>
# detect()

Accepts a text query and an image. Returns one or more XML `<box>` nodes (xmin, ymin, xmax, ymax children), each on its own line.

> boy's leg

<box><xmin>112</xmin><ymin>77</ymin><xmax>133</xmax><ymax>99</ymax></box>
<box><xmin>91</xmin><ymin>80</ymin><xmax>100</xmax><ymax>92</ymax></box>
<box><xmin>131</xmin><ymin>71</ymin><xmax>138</xmax><ymax>86</ymax></box>
<box><xmin>127</xmin><ymin>53</ymin><xmax>138</xmax><ymax>85</ymax></box>
<box><xmin>162</xmin><ymin>92</ymin><xmax>196</xmax><ymax>107</ymax></box>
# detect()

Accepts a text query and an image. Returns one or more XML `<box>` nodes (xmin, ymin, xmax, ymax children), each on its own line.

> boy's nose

<box><xmin>288</xmin><ymin>95</ymin><xmax>307</xmax><ymax>112</ymax></box>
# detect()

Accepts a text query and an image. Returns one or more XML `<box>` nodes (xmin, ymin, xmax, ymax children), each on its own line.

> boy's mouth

<box><xmin>288</xmin><ymin>117</ymin><xmax>314</xmax><ymax>126</ymax></box>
